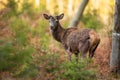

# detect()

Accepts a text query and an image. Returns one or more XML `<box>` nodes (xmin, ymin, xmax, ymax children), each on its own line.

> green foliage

<box><xmin>0</xmin><ymin>16</ymin><xmax>36</xmax><ymax>77</ymax></box>
<box><xmin>0</xmin><ymin>0</ymin><xmax>49</xmax><ymax>78</ymax></box>
<box><xmin>10</xmin><ymin>18</ymin><xmax>30</xmax><ymax>45</ymax></box>
<box><xmin>0</xmin><ymin>40</ymin><xmax>15</xmax><ymax>71</ymax></box>
<box><xmin>38</xmin><ymin>53</ymin><xmax>96</xmax><ymax>80</ymax></box>
<box><xmin>17</xmin><ymin>63</ymin><xmax>38</xmax><ymax>78</ymax></box>
<box><xmin>40</xmin><ymin>53</ymin><xmax>61</xmax><ymax>72</ymax></box>
<box><xmin>21</xmin><ymin>1</ymin><xmax>33</xmax><ymax>12</ymax></box>
<box><xmin>82</xmin><ymin>10</ymin><xmax>103</xmax><ymax>31</ymax></box>
<box><xmin>60</xmin><ymin>59</ymin><xmax>96</xmax><ymax>80</ymax></box>
<box><xmin>20</xmin><ymin>1</ymin><xmax>35</xmax><ymax>18</ymax></box>
<box><xmin>1</xmin><ymin>0</ymin><xmax>18</xmax><ymax>20</ymax></box>
<box><xmin>0</xmin><ymin>39</ymin><xmax>35</xmax><ymax>76</ymax></box>
<box><xmin>0</xmin><ymin>1</ymin><xmax>38</xmax><ymax>77</ymax></box>
<box><xmin>38</xmin><ymin>19</ymin><xmax>50</xmax><ymax>51</ymax></box>
<box><xmin>37</xmin><ymin>53</ymin><xmax>62</xmax><ymax>79</ymax></box>
<box><xmin>6</xmin><ymin>0</ymin><xmax>18</xmax><ymax>16</ymax></box>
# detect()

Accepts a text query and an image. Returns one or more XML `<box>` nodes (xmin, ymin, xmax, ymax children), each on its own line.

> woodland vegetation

<box><xmin>0</xmin><ymin>0</ymin><xmax>119</xmax><ymax>80</ymax></box>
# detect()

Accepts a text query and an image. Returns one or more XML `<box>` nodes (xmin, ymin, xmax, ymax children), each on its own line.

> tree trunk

<box><xmin>110</xmin><ymin>0</ymin><xmax>120</xmax><ymax>73</ymax></box>
<box><xmin>69</xmin><ymin>0</ymin><xmax>89</xmax><ymax>27</ymax></box>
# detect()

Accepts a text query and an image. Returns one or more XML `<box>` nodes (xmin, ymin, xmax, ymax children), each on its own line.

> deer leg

<box><xmin>89</xmin><ymin>47</ymin><xmax>92</xmax><ymax>58</ymax></box>
<box><xmin>75</xmin><ymin>53</ymin><xmax>78</xmax><ymax>62</ymax></box>
<box><xmin>89</xmin><ymin>46</ymin><xmax>96</xmax><ymax>58</ymax></box>
<box><xmin>89</xmin><ymin>41</ymin><xmax>100</xmax><ymax>58</ymax></box>
<box><xmin>79</xmin><ymin>40</ymin><xmax>90</xmax><ymax>58</ymax></box>
<box><xmin>66</xmin><ymin>48</ymin><xmax>72</xmax><ymax>61</ymax></box>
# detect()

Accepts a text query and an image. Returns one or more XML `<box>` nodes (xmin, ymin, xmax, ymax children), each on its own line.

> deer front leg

<box><xmin>66</xmin><ymin>48</ymin><xmax>72</xmax><ymax>61</ymax></box>
<box><xmin>75</xmin><ymin>53</ymin><xmax>78</xmax><ymax>62</ymax></box>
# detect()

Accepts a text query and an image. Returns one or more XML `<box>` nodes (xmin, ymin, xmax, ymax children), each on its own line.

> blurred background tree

<box><xmin>69</xmin><ymin>0</ymin><xmax>89</xmax><ymax>27</ymax></box>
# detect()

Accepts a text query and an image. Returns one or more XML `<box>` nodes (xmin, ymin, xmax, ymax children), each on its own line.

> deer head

<box><xmin>43</xmin><ymin>13</ymin><xmax>64</xmax><ymax>30</ymax></box>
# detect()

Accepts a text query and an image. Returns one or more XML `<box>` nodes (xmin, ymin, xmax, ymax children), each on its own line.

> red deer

<box><xmin>43</xmin><ymin>13</ymin><xmax>100</xmax><ymax>61</ymax></box>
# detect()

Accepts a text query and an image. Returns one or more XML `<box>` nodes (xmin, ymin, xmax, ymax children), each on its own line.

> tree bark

<box><xmin>110</xmin><ymin>0</ymin><xmax>120</xmax><ymax>73</ymax></box>
<box><xmin>69</xmin><ymin>0</ymin><xmax>89</xmax><ymax>27</ymax></box>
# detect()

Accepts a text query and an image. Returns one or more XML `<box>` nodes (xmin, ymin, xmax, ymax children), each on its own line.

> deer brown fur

<box><xmin>43</xmin><ymin>13</ymin><xmax>100</xmax><ymax>61</ymax></box>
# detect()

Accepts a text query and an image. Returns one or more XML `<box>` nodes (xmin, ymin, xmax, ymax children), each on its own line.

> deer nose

<box><xmin>50</xmin><ymin>22</ymin><xmax>54</xmax><ymax>27</ymax></box>
<box><xmin>49</xmin><ymin>20</ymin><xmax>55</xmax><ymax>27</ymax></box>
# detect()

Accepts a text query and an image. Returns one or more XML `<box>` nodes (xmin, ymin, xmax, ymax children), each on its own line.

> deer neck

<box><xmin>51</xmin><ymin>24</ymin><xmax>65</xmax><ymax>43</ymax></box>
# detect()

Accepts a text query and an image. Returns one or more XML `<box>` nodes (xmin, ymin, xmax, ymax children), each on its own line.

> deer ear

<box><xmin>57</xmin><ymin>13</ymin><xmax>64</xmax><ymax>20</ymax></box>
<box><xmin>43</xmin><ymin>14</ymin><xmax>50</xmax><ymax>20</ymax></box>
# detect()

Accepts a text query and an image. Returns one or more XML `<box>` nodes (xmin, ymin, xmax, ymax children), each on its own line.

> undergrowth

<box><xmin>38</xmin><ymin>53</ymin><xmax>97</xmax><ymax>80</ymax></box>
<box><xmin>82</xmin><ymin>9</ymin><xmax>103</xmax><ymax>31</ymax></box>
